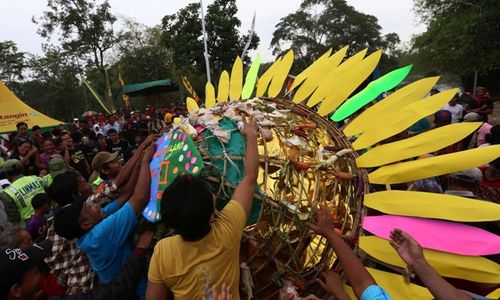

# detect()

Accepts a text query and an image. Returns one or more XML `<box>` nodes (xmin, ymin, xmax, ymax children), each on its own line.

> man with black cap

<box><xmin>0</xmin><ymin>240</ymin><xmax>52</xmax><ymax>300</ymax></box>
<box><xmin>52</xmin><ymin>136</ymin><xmax>155</xmax><ymax>294</ymax></box>
<box><xmin>1</xmin><ymin>159</ymin><xmax>46</xmax><ymax>226</ymax></box>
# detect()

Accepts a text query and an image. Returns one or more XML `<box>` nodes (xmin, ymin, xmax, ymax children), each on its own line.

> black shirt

<box><xmin>106</xmin><ymin>140</ymin><xmax>131</xmax><ymax>163</ymax></box>
<box><xmin>69</xmin><ymin>146</ymin><xmax>90</xmax><ymax>179</ymax></box>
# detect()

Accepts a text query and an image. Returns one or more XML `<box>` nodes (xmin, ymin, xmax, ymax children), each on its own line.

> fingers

<box><xmin>399</xmin><ymin>230</ymin><xmax>415</xmax><ymax>243</ymax></box>
<box><xmin>390</xmin><ymin>228</ymin><xmax>404</xmax><ymax>244</ymax></box>
<box><xmin>211</xmin><ymin>285</ymin><xmax>218</xmax><ymax>299</ymax></box>
<box><xmin>389</xmin><ymin>240</ymin><xmax>400</xmax><ymax>251</ymax></box>
<box><xmin>220</xmin><ymin>283</ymin><xmax>227</xmax><ymax>299</ymax></box>
<box><xmin>308</xmin><ymin>223</ymin><xmax>319</xmax><ymax>233</ymax></box>
<box><xmin>314</xmin><ymin>277</ymin><xmax>326</xmax><ymax>290</ymax></box>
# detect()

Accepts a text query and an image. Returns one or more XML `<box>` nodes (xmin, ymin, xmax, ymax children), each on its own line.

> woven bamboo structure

<box><xmin>172</xmin><ymin>47</ymin><xmax>500</xmax><ymax>299</ymax></box>
<box><xmin>188</xmin><ymin>97</ymin><xmax>367</xmax><ymax>299</ymax></box>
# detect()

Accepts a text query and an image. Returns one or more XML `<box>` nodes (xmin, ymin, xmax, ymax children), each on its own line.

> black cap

<box><xmin>53</xmin><ymin>196</ymin><xmax>87</xmax><ymax>239</ymax></box>
<box><xmin>0</xmin><ymin>239</ymin><xmax>52</xmax><ymax>296</ymax></box>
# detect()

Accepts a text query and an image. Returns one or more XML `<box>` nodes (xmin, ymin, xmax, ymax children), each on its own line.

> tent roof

<box><xmin>122</xmin><ymin>79</ymin><xmax>179</xmax><ymax>97</ymax></box>
<box><xmin>0</xmin><ymin>81</ymin><xmax>63</xmax><ymax>133</ymax></box>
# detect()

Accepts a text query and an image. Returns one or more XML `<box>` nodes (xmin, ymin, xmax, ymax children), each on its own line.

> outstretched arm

<box><xmin>117</xmin><ymin>152</ymin><xmax>143</xmax><ymax>204</ymax></box>
<box><xmin>390</xmin><ymin>229</ymin><xmax>472</xmax><ymax>300</ymax></box>
<box><xmin>128</xmin><ymin>144</ymin><xmax>155</xmax><ymax>214</ymax></box>
<box><xmin>114</xmin><ymin>134</ymin><xmax>158</xmax><ymax>188</ymax></box>
<box><xmin>232</xmin><ymin>116</ymin><xmax>259</xmax><ymax>218</ymax></box>
<box><xmin>310</xmin><ymin>206</ymin><xmax>376</xmax><ymax>299</ymax></box>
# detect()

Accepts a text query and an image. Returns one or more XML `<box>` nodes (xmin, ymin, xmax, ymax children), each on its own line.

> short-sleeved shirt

<box><xmin>408</xmin><ymin>118</ymin><xmax>431</xmax><ymax>134</ymax></box>
<box><xmin>148</xmin><ymin>200</ymin><xmax>246</xmax><ymax>300</ymax></box>
<box><xmin>106</xmin><ymin>140</ymin><xmax>131</xmax><ymax>163</ymax></box>
<box><xmin>477</xmin><ymin>123</ymin><xmax>493</xmax><ymax>146</ymax></box>
<box><xmin>68</xmin><ymin>146</ymin><xmax>90</xmax><ymax>179</ymax></box>
<box><xmin>361</xmin><ymin>285</ymin><xmax>392</xmax><ymax>300</ymax></box>
<box><xmin>77</xmin><ymin>200</ymin><xmax>137</xmax><ymax>283</ymax></box>
<box><xmin>26</xmin><ymin>214</ymin><xmax>48</xmax><ymax>242</ymax></box>
<box><xmin>442</xmin><ymin>104</ymin><xmax>463</xmax><ymax>123</ymax></box>
<box><xmin>467</xmin><ymin>97</ymin><xmax>493</xmax><ymax>122</ymax></box>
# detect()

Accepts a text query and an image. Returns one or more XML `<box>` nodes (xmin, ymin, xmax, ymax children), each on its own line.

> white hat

<box><xmin>450</xmin><ymin>168</ymin><xmax>482</xmax><ymax>183</ymax></box>
<box><xmin>463</xmin><ymin>112</ymin><xmax>481</xmax><ymax>122</ymax></box>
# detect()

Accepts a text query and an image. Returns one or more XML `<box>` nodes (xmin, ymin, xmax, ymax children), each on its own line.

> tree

<box><xmin>19</xmin><ymin>47</ymin><xmax>92</xmax><ymax>121</ymax></box>
<box><xmin>271</xmin><ymin>0</ymin><xmax>400</xmax><ymax>72</ymax></box>
<box><xmin>205</xmin><ymin>0</ymin><xmax>260</xmax><ymax>74</ymax></box>
<box><xmin>110</xmin><ymin>20</ymin><xmax>176</xmax><ymax>109</ymax></box>
<box><xmin>411</xmin><ymin>0</ymin><xmax>500</xmax><ymax>90</ymax></box>
<box><xmin>161</xmin><ymin>3</ymin><xmax>205</xmax><ymax>76</ymax></box>
<box><xmin>112</xmin><ymin>20</ymin><xmax>174</xmax><ymax>84</ymax></box>
<box><xmin>34</xmin><ymin>0</ymin><xmax>118</xmax><ymax>110</ymax></box>
<box><xmin>0</xmin><ymin>41</ymin><xmax>26</xmax><ymax>87</ymax></box>
<box><xmin>161</xmin><ymin>0</ymin><xmax>259</xmax><ymax>84</ymax></box>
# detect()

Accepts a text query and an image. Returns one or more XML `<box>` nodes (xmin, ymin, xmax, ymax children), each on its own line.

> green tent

<box><xmin>122</xmin><ymin>79</ymin><xmax>179</xmax><ymax>97</ymax></box>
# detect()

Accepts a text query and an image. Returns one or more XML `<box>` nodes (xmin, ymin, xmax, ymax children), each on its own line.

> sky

<box><xmin>0</xmin><ymin>0</ymin><xmax>426</xmax><ymax>62</ymax></box>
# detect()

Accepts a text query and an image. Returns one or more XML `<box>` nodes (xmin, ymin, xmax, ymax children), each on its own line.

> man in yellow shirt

<box><xmin>147</xmin><ymin>117</ymin><xmax>259</xmax><ymax>300</ymax></box>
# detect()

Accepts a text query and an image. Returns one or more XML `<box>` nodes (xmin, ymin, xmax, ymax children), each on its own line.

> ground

<box><xmin>490</xmin><ymin>101</ymin><xmax>500</xmax><ymax>124</ymax></box>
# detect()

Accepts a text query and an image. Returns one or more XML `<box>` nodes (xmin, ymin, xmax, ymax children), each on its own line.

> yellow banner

<box><xmin>356</xmin><ymin>122</ymin><xmax>482</xmax><ymax>167</ymax></box>
<box><xmin>365</xmin><ymin>191</ymin><xmax>500</xmax><ymax>222</ymax></box>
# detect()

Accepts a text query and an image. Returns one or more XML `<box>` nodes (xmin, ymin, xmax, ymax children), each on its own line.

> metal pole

<box><xmin>200</xmin><ymin>0</ymin><xmax>211</xmax><ymax>83</ymax></box>
<box><xmin>473</xmin><ymin>70</ymin><xmax>478</xmax><ymax>96</ymax></box>
<box><xmin>241</xmin><ymin>11</ymin><xmax>256</xmax><ymax>61</ymax></box>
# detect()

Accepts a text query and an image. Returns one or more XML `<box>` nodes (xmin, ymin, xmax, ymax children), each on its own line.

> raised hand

<box><xmin>242</xmin><ymin>116</ymin><xmax>258</xmax><ymax>138</ymax></box>
<box><xmin>143</xmin><ymin>144</ymin><xmax>156</xmax><ymax>161</ymax></box>
<box><xmin>143</xmin><ymin>133</ymin><xmax>161</xmax><ymax>147</ymax></box>
<box><xmin>390</xmin><ymin>229</ymin><xmax>425</xmax><ymax>267</ymax></box>
<box><xmin>315</xmin><ymin>270</ymin><xmax>346</xmax><ymax>296</ymax></box>
<box><xmin>309</xmin><ymin>206</ymin><xmax>336</xmax><ymax>238</ymax></box>
<box><xmin>203</xmin><ymin>283</ymin><xmax>232</xmax><ymax>300</ymax></box>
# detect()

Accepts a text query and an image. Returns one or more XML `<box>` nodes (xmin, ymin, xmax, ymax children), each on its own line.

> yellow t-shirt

<box><xmin>148</xmin><ymin>200</ymin><xmax>246</xmax><ymax>300</ymax></box>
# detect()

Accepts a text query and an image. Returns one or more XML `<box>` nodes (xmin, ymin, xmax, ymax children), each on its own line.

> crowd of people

<box><xmin>0</xmin><ymin>87</ymin><xmax>498</xmax><ymax>300</ymax></box>
<box><xmin>391</xmin><ymin>86</ymin><xmax>499</xmax><ymax>203</ymax></box>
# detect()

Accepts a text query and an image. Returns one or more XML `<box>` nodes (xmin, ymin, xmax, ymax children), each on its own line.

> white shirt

<box><xmin>442</xmin><ymin>104</ymin><xmax>463</xmax><ymax>123</ymax></box>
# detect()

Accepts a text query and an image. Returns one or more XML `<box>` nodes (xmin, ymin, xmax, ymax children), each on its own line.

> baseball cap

<box><xmin>92</xmin><ymin>151</ymin><xmax>119</xmax><ymax>172</ymax></box>
<box><xmin>53</xmin><ymin>196</ymin><xmax>87</xmax><ymax>239</ymax></box>
<box><xmin>2</xmin><ymin>159</ymin><xmax>23</xmax><ymax>174</ymax></box>
<box><xmin>0</xmin><ymin>239</ymin><xmax>52</xmax><ymax>297</ymax></box>
<box><xmin>463</xmin><ymin>112</ymin><xmax>481</xmax><ymax>122</ymax></box>
<box><xmin>449</xmin><ymin>168</ymin><xmax>482</xmax><ymax>183</ymax></box>
<box><xmin>48</xmin><ymin>156</ymin><xmax>66</xmax><ymax>178</ymax></box>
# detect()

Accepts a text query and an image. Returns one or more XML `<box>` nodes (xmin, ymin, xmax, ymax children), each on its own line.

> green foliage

<box><xmin>412</xmin><ymin>0</ymin><xmax>500</xmax><ymax>77</ymax></box>
<box><xmin>205</xmin><ymin>0</ymin><xmax>260</xmax><ymax>74</ymax></box>
<box><xmin>161</xmin><ymin>0</ymin><xmax>259</xmax><ymax>84</ymax></box>
<box><xmin>114</xmin><ymin>20</ymin><xmax>173</xmax><ymax>84</ymax></box>
<box><xmin>18</xmin><ymin>48</ymin><xmax>94</xmax><ymax>121</ymax></box>
<box><xmin>110</xmin><ymin>20</ymin><xmax>178</xmax><ymax>110</ymax></box>
<box><xmin>271</xmin><ymin>0</ymin><xmax>400</xmax><ymax>73</ymax></box>
<box><xmin>34</xmin><ymin>0</ymin><xmax>119</xmax><ymax>109</ymax></box>
<box><xmin>0</xmin><ymin>41</ymin><xmax>26</xmax><ymax>87</ymax></box>
<box><xmin>162</xmin><ymin>3</ymin><xmax>204</xmax><ymax>75</ymax></box>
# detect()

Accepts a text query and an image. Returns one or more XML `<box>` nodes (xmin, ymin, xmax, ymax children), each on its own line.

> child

<box><xmin>26</xmin><ymin>193</ymin><xmax>51</xmax><ymax>242</ymax></box>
